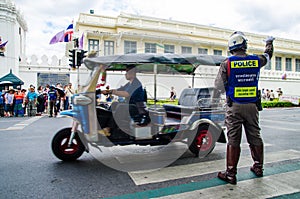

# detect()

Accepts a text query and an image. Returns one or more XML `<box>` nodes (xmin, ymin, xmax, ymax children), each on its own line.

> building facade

<box><xmin>73</xmin><ymin>12</ymin><xmax>300</xmax><ymax>96</ymax></box>
<box><xmin>0</xmin><ymin>0</ymin><xmax>27</xmax><ymax>77</ymax></box>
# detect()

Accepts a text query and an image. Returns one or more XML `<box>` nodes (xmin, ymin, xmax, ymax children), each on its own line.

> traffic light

<box><xmin>68</xmin><ymin>49</ymin><xmax>76</xmax><ymax>69</ymax></box>
<box><xmin>74</xmin><ymin>38</ymin><xmax>79</xmax><ymax>48</ymax></box>
<box><xmin>76</xmin><ymin>50</ymin><xmax>87</xmax><ymax>66</ymax></box>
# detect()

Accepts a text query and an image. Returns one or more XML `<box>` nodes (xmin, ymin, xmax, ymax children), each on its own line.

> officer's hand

<box><xmin>264</xmin><ymin>36</ymin><xmax>275</xmax><ymax>43</ymax></box>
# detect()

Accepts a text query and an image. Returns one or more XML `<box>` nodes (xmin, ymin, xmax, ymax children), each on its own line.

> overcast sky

<box><xmin>13</xmin><ymin>0</ymin><xmax>300</xmax><ymax>58</ymax></box>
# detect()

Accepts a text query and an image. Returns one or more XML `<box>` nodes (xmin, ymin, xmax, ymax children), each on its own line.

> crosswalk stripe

<box><xmin>212</xmin><ymin>142</ymin><xmax>272</xmax><ymax>154</ymax></box>
<box><xmin>262</xmin><ymin>119</ymin><xmax>300</xmax><ymax>126</ymax></box>
<box><xmin>6</xmin><ymin>126</ymin><xmax>24</xmax><ymax>130</ymax></box>
<box><xmin>106</xmin><ymin>161</ymin><xmax>300</xmax><ymax>199</ymax></box>
<box><xmin>0</xmin><ymin>116</ymin><xmax>42</xmax><ymax>131</ymax></box>
<box><xmin>129</xmin><ymin>150</ymin><xmax>300</xmax><ymax>185</ymax></box>
<box><xmin>155</xmin><ymin>170</ymin><xmax>300</xmax><ymax>199</ymax></box>
<box><xmin>260</xmin><ymin>124</ymin><xmax>299</xmax><ymax>132</ymax></box>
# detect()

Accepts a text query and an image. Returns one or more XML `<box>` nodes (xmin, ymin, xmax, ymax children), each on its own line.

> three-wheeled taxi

<box><xmin>51</xmin><ymin>53</ymin><xmax>226</xmax><ymax>162</ymax></box>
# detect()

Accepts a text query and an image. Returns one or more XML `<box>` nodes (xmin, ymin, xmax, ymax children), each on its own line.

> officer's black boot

<box><xmin>250</xmin><ymin>144</ymin><xmax>264</xmax><ymax>177</ymax></box>
<box><xmin>218</xmin><ymin>145</ymin><xmax>241</xmax><ymax>185</ymax></box>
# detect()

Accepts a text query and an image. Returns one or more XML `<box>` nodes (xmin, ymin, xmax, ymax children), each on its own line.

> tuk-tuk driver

<box><xmin>98</xmin><ymin>64</ymin><xmax>148</xmax><ymax>136</ymax></box>
<box><xmin>104</xmin><ymin>64</ymin><xmax>145</xmax><ymax>104</ymax></box>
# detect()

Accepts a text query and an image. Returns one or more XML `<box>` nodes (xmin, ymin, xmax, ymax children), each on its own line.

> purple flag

<box><xmin>79</xmin><ymin>33</ymin><xmax>84</xmax><ymax>49</ymax></box>
<box><xmin>0</xmin><ymin>40</ymin><xmax>8</xmax><ymax>48</ymax></box>
<box><xmin>49</xmin><ymin>30</ymin><xmax>65</xmax><ymax>44</ymax></box>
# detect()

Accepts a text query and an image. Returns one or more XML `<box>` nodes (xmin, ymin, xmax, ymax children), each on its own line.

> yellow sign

<box><xmin>231</xmin><ymin>60</ymin><xmax>259</xmax><ymax>68</ymax></box>
<box><xmin>234</xmin><ymin>87</ymin><xmax>257</xmax><ymax>98</ymax></box>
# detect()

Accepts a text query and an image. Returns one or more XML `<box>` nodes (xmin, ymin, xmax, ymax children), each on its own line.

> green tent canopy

<box><xmin>0</xmin><ymin>69</ymin><xmax>24</xmax><ymax>88</ymax></box>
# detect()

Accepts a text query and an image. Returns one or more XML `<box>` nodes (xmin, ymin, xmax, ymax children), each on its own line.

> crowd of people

<box><xmin>0</xmin><ymin>82</ymin><xmax>75</xmax><ymax>118</ymax></box>
<box><xmin>261</xmin><ymin>88</ymin><xmax>283</xmax><ymax>101</ymax></box>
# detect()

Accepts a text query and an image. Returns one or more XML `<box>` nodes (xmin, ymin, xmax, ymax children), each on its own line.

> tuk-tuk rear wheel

<box><xmin>188</xmin><ymin>125</ymin><xmax>216</xmax><ymax>157</ymax></box>
<box><xmin>52</xmin><ymin>128</ymin><xmax>85</xmax><ymax>161</ymax></box>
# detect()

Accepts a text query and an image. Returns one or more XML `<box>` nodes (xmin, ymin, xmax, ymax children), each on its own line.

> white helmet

<box><xmin>228</xmin><ymin>31</ymin><xmax>247</xmax><ymax>52</ymax></box>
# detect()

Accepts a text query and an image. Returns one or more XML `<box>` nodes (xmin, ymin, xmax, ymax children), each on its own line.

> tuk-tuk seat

<box><xmin>112</xmin><ymin>102</ymin><xmax>150</xmax><ymax>129</ymax></box>
<box><xmin>163</xmin><ymin>87</ymin><xmax>214</xmax><ymax>119</ymax></box>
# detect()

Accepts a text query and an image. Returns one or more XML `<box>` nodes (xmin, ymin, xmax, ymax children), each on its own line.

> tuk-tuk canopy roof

<box><xmin>84</xmin><ymin>53</ymin><xmax>225</xmax><ymax>74</ymax></box>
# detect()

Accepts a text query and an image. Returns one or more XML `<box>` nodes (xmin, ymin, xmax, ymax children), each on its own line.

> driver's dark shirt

<box><xmin>117</xmin><ymin>77</ymin><xmax>144</xmax><ymax>104</ymax></box>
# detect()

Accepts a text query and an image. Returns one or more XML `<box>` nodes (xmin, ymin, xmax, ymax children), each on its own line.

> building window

<box><xmin>285</xmin><ymin>58</ymin><xmax>292</xmax><ymax>71</ymax></box>
<box><xmin>275</xmin><ymin>57</ymin><xmax>282</xmax><ymax>71</ymax></box>
<box><xmin>198</xmin><ymin>48</ymin><xmax>208</xmax><ymax>54</ymax></box>
<box><xmin>124</xmin><ymin>40</ymin><xmax>137</xmax><ymax>54</ymax></box>
<box><xmin>213</xmin><ymin>49</ymin><xmax>222</xmax><ymax>55</ymax></box>
<box><xmin>296</xmin><ymin>59</ymin><xmax>300</xmax><ymax>72</ymax></box>
<box><xmin>264</xmin><ymin>60</ymin><xmax>271</xmax><ymax>70</ymax></box>
<box><xmin>104</xmin><ymin>41</ymin><xmax>114</xmax><ymax>56</ymax></box>
<box><xmin>181</xmin><ymin>46</ymin><xmax>192</xmax><ymax>54</ymax></box>
<box><xmin>88</xmin><ymin>39</ymin><xmax>99</xmax><ymax>54</ymax></box>
<box><xmin>145</xmin><ymin>43</ymin><xmax>157</xmax><ymax>53</ymax></box>
<box><xmin>164</xmin><ymin>44</ymin><xmax>175</xmax><ymax>53</ymax></box>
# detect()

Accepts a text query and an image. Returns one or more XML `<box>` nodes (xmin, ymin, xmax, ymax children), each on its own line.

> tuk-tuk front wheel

<box><xmin>189</xmin><ymin>125</ymin><xmax>216</xmax><ymax>157</ymax></box>
<box><xmin>52</xmin><ymin>128</ymin><xmax>85</xmax><ymax>161</ymax></box>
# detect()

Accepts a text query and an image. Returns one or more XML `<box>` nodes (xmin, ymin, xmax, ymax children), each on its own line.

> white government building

<box><xmin>1</xmin><ymin>0</ymin><xmax>300</xmax><ymax>98</ymax></box>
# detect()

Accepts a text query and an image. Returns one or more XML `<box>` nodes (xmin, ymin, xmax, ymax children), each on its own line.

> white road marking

<box><xmin>260</xmin><ymin>124</ymin><xmax>299</xmax><ymax>132</ymax></box>
<box><xmin>261</xmin><ymin>119</ymin><xmax>300</xmax><ymax>126</ymax></box>
<box><xmin>0</xmin><ymin>116</ymin><xmax>42</xmax><ymax>131</ymax></box>
<box><xmin>212</xmin><ymin>142</ymin><xmax>272</xmax><ymax>154</ymax></box>
<box><xmin>155</xmin><ymin>170</ymin><xmax>300</xmax><ymax>199</ymax></box>
<box><xmin>129</xmin><ymin>150</ymin><xmax>300</xmax><ymax>185</ymax></box>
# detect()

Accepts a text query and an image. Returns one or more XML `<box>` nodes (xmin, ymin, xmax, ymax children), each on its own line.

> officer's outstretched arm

<box><xmin>264</xmin><ymin>36</ymin><xmax>275</xmax><ymax>62</ymax></box>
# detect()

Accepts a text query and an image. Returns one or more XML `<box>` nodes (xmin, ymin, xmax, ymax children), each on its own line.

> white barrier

<box><xmin>279</xmin><ymin>95</ymin><xmax>300</xmax><ymax>105</ymax></box>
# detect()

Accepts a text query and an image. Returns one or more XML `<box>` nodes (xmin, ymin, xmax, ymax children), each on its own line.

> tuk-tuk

<box><xmin>51</xmin><ymin>53</ymin><xmax>227</xmax><ymax>162</ymax></box>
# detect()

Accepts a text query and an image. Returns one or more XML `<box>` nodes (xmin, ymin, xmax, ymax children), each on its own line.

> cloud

<box><xmin>13</xmin><ymin>0</ymin><xmax>300</xmax><ymax>58</ymax></box>
<box><xmin>234</xmin><ymin>0</ymin><xmax>300</xmax><ymax>39</ymax></box>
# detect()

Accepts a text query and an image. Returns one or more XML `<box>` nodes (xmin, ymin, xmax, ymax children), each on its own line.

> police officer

<box><xmin>213</xmin><ymin>31</ymin><xmax>274</xmax><ymax>184</ymax></box>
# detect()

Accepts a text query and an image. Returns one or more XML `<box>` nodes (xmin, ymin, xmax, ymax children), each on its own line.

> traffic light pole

<box><xmin>76</xmin><ymin>49</ymin><xmax>87</xmax><ymax>91</ymax></box>
<box><xmin>69</xmin><ymin>38</ymin><xmax>87</xmax><ymax>91</ymax></box>
<box><xmin>77</xmin><ymin>60</ymin><xmax>80</xmax><ymax>91</ymax></box>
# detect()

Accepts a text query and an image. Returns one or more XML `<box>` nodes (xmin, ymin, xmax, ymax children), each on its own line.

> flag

<box><xmin>64</xmin><ymin>24</ymin><xmax>73</xmax><ymax>42</ymax></box>
<box><xmin>49</xmin><ymin>30</ymin><xmax>65</xmax><ymax>44</ymax></box>
<box><xmin>79</xmin><ymin>33</ymin><xmax>84</xmax><ymax>49</ymax></box>
<box><xmin>49</xmin><ymin>23</ymin><xmax>74</xmax><ymax>45</ymax></box>
<box><xmin>0</xmin><ymin>40</ymin><xmax>8</xmax><ymax>49</ymax></box>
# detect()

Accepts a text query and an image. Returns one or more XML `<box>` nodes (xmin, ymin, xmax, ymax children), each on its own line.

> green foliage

<box><xmin>147</xmin><ymin>98</ymin><xmax>299</xmax><ymax>108</ymax></box>
<box><xmin>147</xmin><ymin>99</ymin><xmax>178</xmax><ymax>106</ymax></box>
<box><xmin>261</xmin><ymin>98</ymin><xmax>299</xmax><ymax>108</ymax></box>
